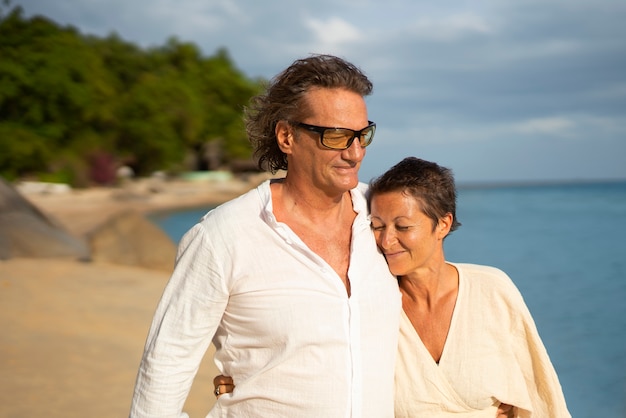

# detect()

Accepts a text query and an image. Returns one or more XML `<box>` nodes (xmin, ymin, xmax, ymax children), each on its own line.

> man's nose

<box><xmin>342</xmin><ymin>135</ymin><xmax>366</xmax><ymax>161</ymax></box>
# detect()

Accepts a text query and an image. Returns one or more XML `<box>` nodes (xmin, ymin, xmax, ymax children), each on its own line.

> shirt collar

<box><xmin>258</xmin><ymin>179</ymin><xmax>369</xmax><ymax>226</ymax></box>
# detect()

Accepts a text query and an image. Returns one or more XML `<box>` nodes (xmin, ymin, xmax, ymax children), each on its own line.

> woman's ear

<box><xmin>276</xmin><ymin>120</ymin><xmax>294</xmax><ymax>154</ymax></box>
<box><xmin>437</xmin><ymin>213</ymin><xmax>454</xmax><ymax>239</ymax></box>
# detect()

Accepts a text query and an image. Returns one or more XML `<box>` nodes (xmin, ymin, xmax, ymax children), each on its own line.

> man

<box><xmin>129</xmin><ymin>54</ymin><xmax>401</xmax><ymax>417</ymax></box>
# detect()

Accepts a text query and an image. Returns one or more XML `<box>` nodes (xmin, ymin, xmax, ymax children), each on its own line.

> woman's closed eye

<box><xmin>371</xmin><ymin>223</ymin><xmax>412</xmax><ymax>232</ymax></box>
<box><xmin>371</xmin><ymin>223</ymin><xmax>385</xmax><ymax>232</ymax></box>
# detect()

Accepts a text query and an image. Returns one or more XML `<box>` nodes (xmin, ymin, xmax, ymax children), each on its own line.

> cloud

<box><xmin>512</xmin><ymin>117</ymin><xmax>576</xmax><ymax>136</ymax></box>
<box><xmin>11</xmin><ymin>0</ymin><xmax>626</xmax><ymax>182</ymax></box>
<box><xmin>407</xmin><ymin>13</ymin><xmax>493</xmax><ymax>41</ymax></box>
<box><xmin>305</xmin><ymin>16</ymin><xmax>362</xmax><ymax>45</ymax></box>
<box><xmin>148</xmin><ymin>0</ymin><xmax>248</xmax><ymax>34</ymax></box>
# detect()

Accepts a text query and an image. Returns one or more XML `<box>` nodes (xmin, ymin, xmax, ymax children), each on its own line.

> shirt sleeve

<box><xmin>129</xmin><ymin>222</ymin><xmax>229</xmax><ymax>417</ymax></box>
<box><xmin>478</xmin><ymin>267</ymin><xmax>571</xmax><ymax>418</ymax></box>
<box><xmin>507</xmin><ymin>285</ymin><xmax>571</xmax><ymax>418</ymax></box>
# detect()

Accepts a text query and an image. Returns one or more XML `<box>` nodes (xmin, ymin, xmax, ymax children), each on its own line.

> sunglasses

<box><xmin>290</xmin><ymin>120</ymin><xmax>376</xmax><ymax>150</ymax></box>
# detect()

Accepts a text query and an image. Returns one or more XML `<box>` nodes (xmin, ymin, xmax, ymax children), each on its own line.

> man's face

<box><xmin>287</xmin><ymin>87</ymin><xmax>371</xmax><ymax>195</ymax></box>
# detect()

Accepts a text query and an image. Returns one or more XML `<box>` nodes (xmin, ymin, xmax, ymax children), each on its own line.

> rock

<box><xmin>0</xmin><ymin>177</ymin><xmax>91</xmax><ymax>260</ymax></box>
<box><xmin>86</xmin><ymin>210</ymin><xmax>176</xmax><ymax>271</ymax></box>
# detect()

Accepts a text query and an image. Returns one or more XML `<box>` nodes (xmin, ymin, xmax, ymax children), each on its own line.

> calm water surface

<box><xmin>151</xmin><ymin>181</ymin><xmax>626</xmax><ymax>418</ymax></box>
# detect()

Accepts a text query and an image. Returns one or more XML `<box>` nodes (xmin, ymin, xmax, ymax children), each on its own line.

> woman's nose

<box><xmin>377</xmin><ymin>228</ymin><xmax>396</xmax><ymax>249</ymax></box>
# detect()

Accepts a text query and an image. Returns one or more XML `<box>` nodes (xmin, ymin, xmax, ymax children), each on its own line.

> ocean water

<box><xmin>150</xmin><ymin>181</ymin><xmax>626</xmax><ymax>418</ymax></box>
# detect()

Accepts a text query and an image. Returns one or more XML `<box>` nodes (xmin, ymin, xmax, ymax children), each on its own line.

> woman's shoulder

<box><xmin>452</xmin><ymin>262</ymin><xmax>509</xmax><ymax>279</ymax></box>
<box><xmin>452</xmin><ymin>263</ymin><xmax>530</xmax><ymax>326</ymax></box>
<box><xmin>452</xmin><ymin>262</ymin><xmax>520</xmax><ymax>295</ymax></box>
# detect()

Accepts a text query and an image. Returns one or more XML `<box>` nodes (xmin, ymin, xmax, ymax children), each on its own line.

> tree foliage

<box><xmin>0</xmin><ymin>4</ymin><xmax>263</xmax><ymax>185</ymax></box>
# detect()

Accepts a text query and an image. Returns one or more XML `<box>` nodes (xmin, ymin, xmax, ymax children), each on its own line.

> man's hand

<box><xmin>213</xmin><ymin>375</ymin><xmax>235</xmax><ymax>398</ymax></box>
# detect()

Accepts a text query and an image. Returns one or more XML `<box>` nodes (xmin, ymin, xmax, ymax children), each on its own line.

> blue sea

<box><xmin>150</xmin><ymin>181</ymin><xmax>626</xmax><ymax>418</ymax></box>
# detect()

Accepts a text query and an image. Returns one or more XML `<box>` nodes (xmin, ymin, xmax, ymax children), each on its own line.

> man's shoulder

<box><xmin>201</xmin><ymin>181</ymin><xmax>268</xmax><ymax>223</ymax></box>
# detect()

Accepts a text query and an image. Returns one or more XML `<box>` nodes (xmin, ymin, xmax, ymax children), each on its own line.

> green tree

<box><xmin>0</xmin><ymin>6</ymin><xmax>116</xmax><ymax>182</ymax></box>
<box><xmin>0</xmin><ymin>5</ymin><xmax>263</xmax><ymax>184</ymax></box>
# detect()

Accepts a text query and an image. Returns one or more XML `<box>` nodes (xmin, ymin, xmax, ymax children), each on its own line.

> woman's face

<box><xmin>370</xmin><ymin>191</ymin><xmax>444</xmax><ymax>277</ymax></box>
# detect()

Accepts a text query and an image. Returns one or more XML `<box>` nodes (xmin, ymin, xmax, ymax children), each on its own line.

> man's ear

<box><xmin>276</xmin><ymin>120</ymin><xmax>294</xmax><ymax>154</ymax></box>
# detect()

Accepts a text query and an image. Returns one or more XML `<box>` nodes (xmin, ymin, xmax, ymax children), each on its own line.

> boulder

<box><xmin>0</xmin><ymin>177</ymin><xmax>90</xmax><ymax>260</ymax></box>
<box><xmin>86</xmin><ymin>210</ymin><xmax>176</xmax><ymax>271</ymax></box>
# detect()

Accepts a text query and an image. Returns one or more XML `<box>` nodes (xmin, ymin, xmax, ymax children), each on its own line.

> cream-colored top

<box><xmin>394</xmin><ymin>263</ymin><xmax>571</xmax><ymax>418</ymax></box>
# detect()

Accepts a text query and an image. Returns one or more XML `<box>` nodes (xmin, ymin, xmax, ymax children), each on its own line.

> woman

<box><xmin>215</xmin><ymin>157</ymin><xmax>571</xmax><ymax>417</ymax></box>
<box><xmin>367</xmin><ymin>157</ymin><xmax>570</xmax><ymax>417</ymax></box>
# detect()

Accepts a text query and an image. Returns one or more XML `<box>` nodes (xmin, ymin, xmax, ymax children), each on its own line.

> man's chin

<box><xmin>336</xmin><ymin>172</ymin><xmax>359</xmax><ymax>187</ymax></box>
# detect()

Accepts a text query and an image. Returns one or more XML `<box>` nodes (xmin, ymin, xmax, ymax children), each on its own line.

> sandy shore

<box><xmin>1</xmin><ymin>175</ymin><xmax>271</xmax><ymax>417</ymax></box>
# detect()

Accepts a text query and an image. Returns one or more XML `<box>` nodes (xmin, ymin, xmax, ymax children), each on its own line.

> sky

<box><xmin>10</xmin><ymin>0</ymin><xmax>626</xmax><ymax>184</ymax></box>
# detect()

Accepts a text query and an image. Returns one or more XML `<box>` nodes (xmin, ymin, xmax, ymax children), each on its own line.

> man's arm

<box><xmin>213</xmin><ymin>375</ymin><xmax>235</xmax><ymax>399</ymax></box>
<box><xmin>130</xmin><ymin>223</ymin><xmax>229</xmax><ymax>417</ymax></box>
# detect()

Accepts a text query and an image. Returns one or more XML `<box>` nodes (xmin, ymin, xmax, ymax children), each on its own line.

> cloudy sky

<box><xmin>12</xmin><ymin>0</ymin><xmax>626</xmax><ymax>184</ymax></box>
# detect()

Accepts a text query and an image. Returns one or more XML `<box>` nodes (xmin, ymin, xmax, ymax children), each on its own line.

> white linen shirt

<box><xmin>130</xmin><ymin>180</ymin><xmax>401</xmax><ymax>418</ymax></box>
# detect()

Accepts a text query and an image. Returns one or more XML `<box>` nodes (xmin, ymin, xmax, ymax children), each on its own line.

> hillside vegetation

<box><xmin>0</xmin><ymin>4</ymin><xmax>263</xmax><ymax>186</ymax></box>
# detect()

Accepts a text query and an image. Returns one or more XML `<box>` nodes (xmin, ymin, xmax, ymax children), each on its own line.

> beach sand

<box><xmin>0</xmin><ymin>175</ymin><xmax>269</xmax><ymax>417</ymax></box>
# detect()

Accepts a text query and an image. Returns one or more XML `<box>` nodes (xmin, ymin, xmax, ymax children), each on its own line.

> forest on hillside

<box><xmin>0</xmin><ymin>4</ymin><xmax>264</xmax><ymax>186</ymax></box>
